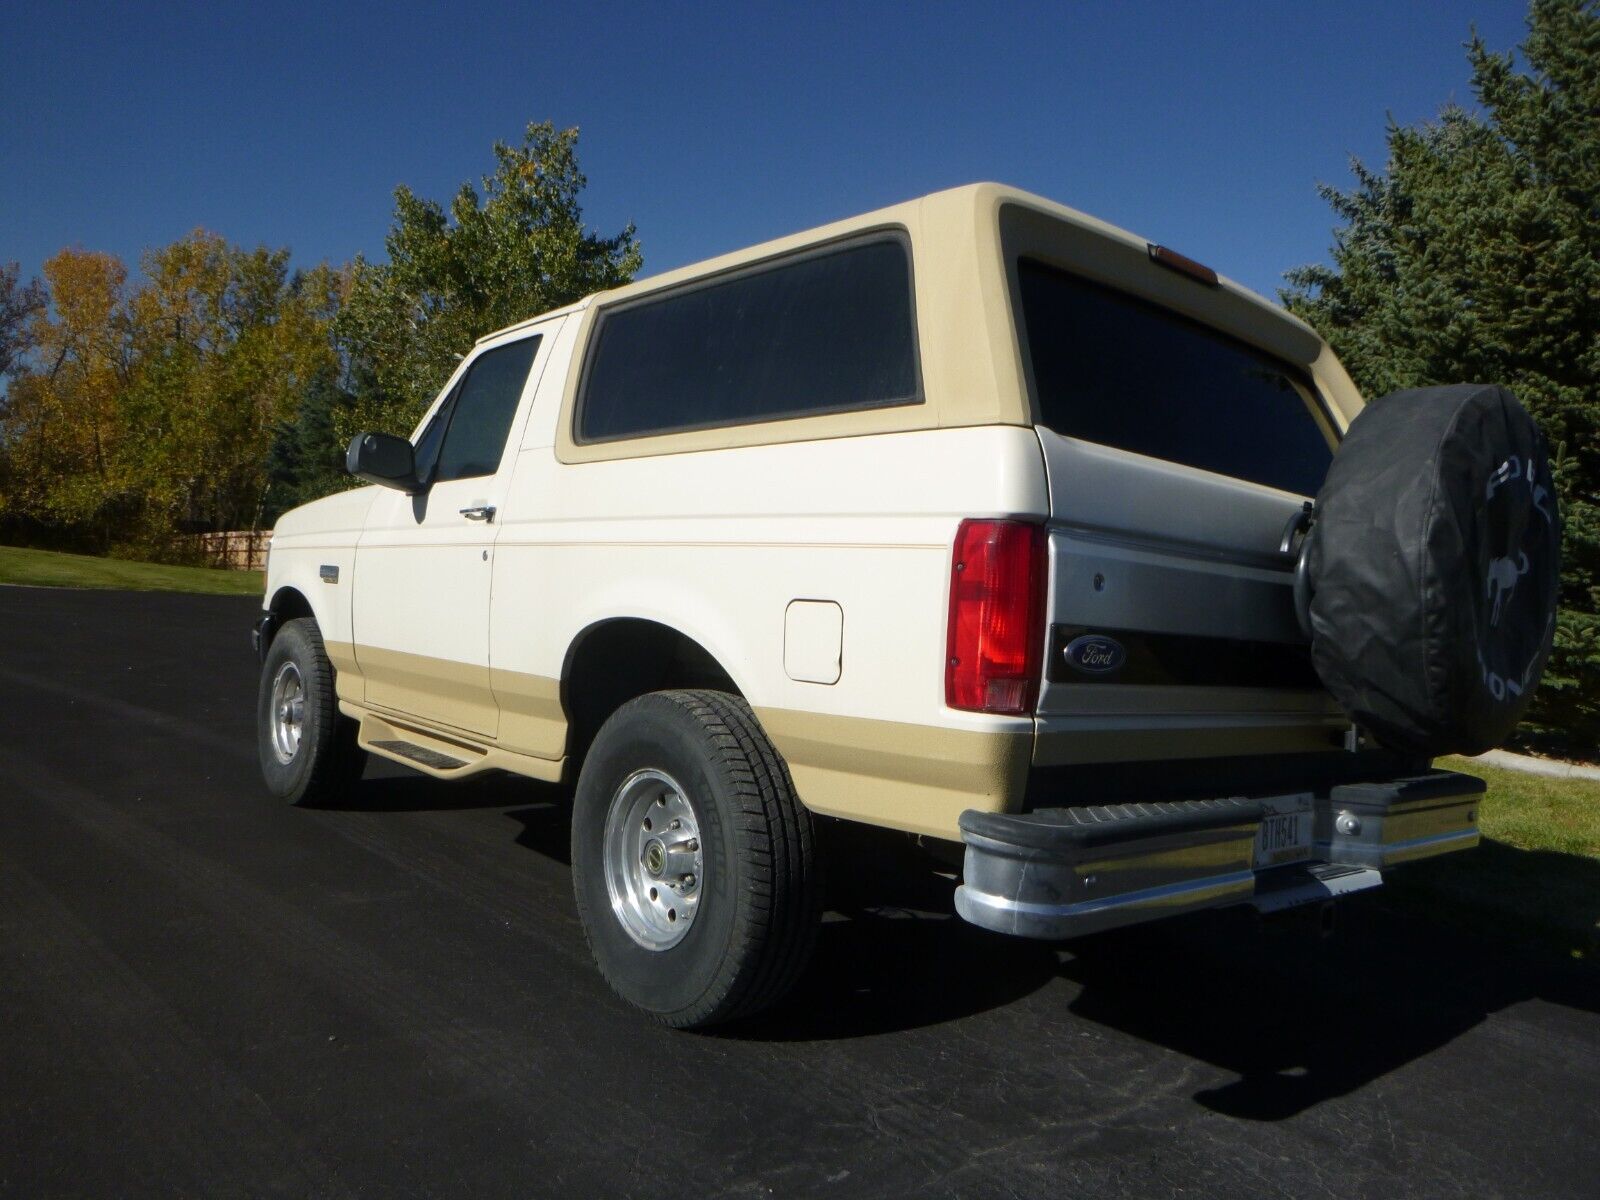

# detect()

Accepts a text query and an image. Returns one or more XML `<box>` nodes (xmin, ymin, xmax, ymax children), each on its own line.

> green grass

<box><xmin>0</xmin><ymin>544</ymin><xmax>264</xmax><ymax>596</ymax></box>
<box><xmin>1445</xmin><ymin>756</ymin><xmax>1600</xmax><ymax>859</ymax></box>
<box><xmin>1384</xmin><ymin>756</ymin><xmax>1600</xmax><ymax>960</ymax></box>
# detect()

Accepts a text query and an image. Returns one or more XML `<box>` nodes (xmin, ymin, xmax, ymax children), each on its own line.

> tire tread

<box><xmin>574</xmin><ymin>689</ymin><xmax>818</xmax><ymax>1028</ymax></box>
<box><xmin>258</xmin><ymin>617</ymin><xmax>365</xmax><ymax>805</ymax></box>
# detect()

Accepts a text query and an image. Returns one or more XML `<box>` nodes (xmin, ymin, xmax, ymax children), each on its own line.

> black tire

<box><xmin>256</xmin><ymin>617</ymin><xmax>366</xmax><ymax>806</ymax></box>
<box><xmin>571</xmin><ymin>690</ymin><xmax>819</xmax><ymax>1029</ymax></box>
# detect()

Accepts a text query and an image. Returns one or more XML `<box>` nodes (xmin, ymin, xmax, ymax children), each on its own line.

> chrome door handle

<box><xmin>459</xmin><ymin>505</ymin><xmax>496</xmax><ymax>523</ymax></box>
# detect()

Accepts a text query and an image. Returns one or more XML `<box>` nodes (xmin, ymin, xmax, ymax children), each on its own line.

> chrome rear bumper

<box><xmin>954</xmin><ymin>770</ymin><xmax>1483</xmax><ymax>940</ymax></box>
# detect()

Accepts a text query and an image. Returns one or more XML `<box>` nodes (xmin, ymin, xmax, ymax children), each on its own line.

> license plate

<box><xmin>1254</xmin><ymin>801</ymin><xmax>1313</xmax><ymax>869</ymax></box>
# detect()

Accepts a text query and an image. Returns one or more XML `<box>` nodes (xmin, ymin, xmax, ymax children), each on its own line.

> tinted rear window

<box><xmin>578</xmin><ymin>236</ymin><xmax>919</xmax><ymax>441</ymax></box>
<box><xmin>1016</xmin><ymin>259</ymin><xmax>1333</xmax><ymax>496</ymax></box>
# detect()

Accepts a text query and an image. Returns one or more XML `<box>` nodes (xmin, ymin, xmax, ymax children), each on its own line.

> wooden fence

<box><xmin>194</xmin><ymin>530</ymin><xmax>273</xmax><ymax>572</ymax></box>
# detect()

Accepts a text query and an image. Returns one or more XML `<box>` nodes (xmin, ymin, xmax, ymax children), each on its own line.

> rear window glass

<box><xmin>577</xmin><ymin>236</ymin><xmax>919</xmax><ymax>441</ymax></box>
<box><xmin>1016</xmin><ymin>259</ymin><xmax>1333</xmax><ymax>496</ymax></box>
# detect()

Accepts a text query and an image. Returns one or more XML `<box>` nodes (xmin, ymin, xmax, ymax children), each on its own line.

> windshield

<box><xmin>1016</xmin><ymin>259</ymin><xmax>1334</xmax><ymax>496</ymax></box>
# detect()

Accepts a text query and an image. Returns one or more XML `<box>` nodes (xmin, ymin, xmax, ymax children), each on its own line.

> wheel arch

<box><xmin>561</xmin><ymin>616</ymin><xmax>746</xmax><ymax>767</ymax></box>
<box><xmin>257</xmin><ymin>585</ymin><xmax>317</xmax><ymax>658</ymax></box>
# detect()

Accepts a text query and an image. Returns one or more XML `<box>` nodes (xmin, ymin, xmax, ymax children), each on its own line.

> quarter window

<box><xmin>578</xmin><ymin>236</ymin><xmax>919</xmax><ymax>442</ymax></box>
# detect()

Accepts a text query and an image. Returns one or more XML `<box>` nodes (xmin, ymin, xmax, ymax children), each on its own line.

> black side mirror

<box><xmin>346</xmin><ymin>432</ymin><xmax>420</xmax><ymax>492</ymax></box>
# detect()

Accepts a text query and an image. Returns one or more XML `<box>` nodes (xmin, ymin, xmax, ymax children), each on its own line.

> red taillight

<box><xmin>945</xmin><ymin>519</ymin><xmax>1048</xmax><ymax>715</ymax></box>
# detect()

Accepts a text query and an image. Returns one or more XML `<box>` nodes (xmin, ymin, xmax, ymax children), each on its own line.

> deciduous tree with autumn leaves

<box><xmin>0</xmin><ymin>122</ymin><xmax>637</xmax><ymax>558</ymax></box>
<box><xmin>0</xmin><ymin>238</ymin><xmax>341</xmax><ymax>553</ymax></box>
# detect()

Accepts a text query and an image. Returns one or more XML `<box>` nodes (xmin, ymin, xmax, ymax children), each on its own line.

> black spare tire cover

<box><xmin>1305</xmin><ymin>384</ymin><xmax>1560</xmax><ymax>757</ymax></box>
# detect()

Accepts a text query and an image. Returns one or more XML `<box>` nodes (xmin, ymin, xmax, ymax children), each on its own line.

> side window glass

<box><xmin>430</xmin><ymin>336</ymin><xmax>542</xmax><ymax>484</ymax></box>
<box><xmin>577</xmin><ymin>236</ymin><xmax>918</xmax><ymax>441</ymax></box>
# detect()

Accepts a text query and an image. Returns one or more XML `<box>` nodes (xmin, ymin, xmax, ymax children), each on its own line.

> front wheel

<box><xmin>571</xmin><ymin>690</ymin><xmax>819</xmax><ymax>1028</ymax></box>
<box><xmin>256</xmin><ymin>617</ymin><xmax>366</xmax><ymax>805</ymax></box>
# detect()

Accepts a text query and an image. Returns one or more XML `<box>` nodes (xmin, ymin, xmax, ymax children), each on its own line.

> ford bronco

<box><xmin>254</xmin><ymin>184</ymin><xmax>1560</xmax><ymax>1027</ymax></box>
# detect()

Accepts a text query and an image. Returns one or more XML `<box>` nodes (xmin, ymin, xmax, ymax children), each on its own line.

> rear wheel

<box><xmin>571</xmin><ymin>690</ymin><xmax>819</xmax><ymax>1028</ymax></box>
<box><xmin>256</xmin><ymin>617</ymin><xmax>366</xmax><ymax>805</ymax></box>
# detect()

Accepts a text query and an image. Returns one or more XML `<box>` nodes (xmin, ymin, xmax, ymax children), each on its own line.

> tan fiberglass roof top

<box><xmin>482</xmin><ymin>183</ymin><xmax>1362</xmax><ymax>455</ymax></box>
<box><xmin>482</xmin><ymin>182</ymin><xmax>1321</xmax><ymax>351</ymax></box>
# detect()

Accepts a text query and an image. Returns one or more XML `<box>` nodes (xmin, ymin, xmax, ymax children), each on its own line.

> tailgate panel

<box><xmin>1035</xmin><ymin>427</ymin><xmax>1345</xmax><ymax>757</ymax></box>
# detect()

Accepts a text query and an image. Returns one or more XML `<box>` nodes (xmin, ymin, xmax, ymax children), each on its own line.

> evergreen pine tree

<box><xmin>1285</xmin><ymin>0</ymin><xmax>1600</xmax><ymax>751</ymax></box>
<box><xmin>263</xmin><ymin>366</ymin><xmax>353</xmax><ymax>521</ymax></box>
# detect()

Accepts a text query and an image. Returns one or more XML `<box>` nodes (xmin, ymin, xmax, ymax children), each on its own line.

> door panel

<box><xmin>352</xmin><ymin>483</ymin><xmax>504</xmax><ymax>734</ymax></box>
<box><xmin>352</xmin><ymin>334</ymin><xmax>545</xmax><ymax>737</ymax></box>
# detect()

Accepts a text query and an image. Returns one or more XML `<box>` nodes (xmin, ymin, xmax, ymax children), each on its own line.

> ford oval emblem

<box><xmin>1064</xmin><ymin>634</ymin><xmax>1126</xmax><ymax>675</ymax></box>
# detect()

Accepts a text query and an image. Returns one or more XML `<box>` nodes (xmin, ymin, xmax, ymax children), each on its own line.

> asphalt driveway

<box><xmin>1</xmin><ymin>586</ymin><xmax>1596</xmax><ymax>1198</ymax></box>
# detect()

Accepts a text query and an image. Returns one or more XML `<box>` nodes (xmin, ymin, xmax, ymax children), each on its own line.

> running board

<box><xmin>369</xmin><ymin>739</ymin><xmax>470</xmax><ymax>771</ymax></box>
<box><xmin>337</xmin><ymin>700</ymin><xmax>567</xmax><ymax>786</ymax></box>
<box><xmin>356</xmin><ymin>712</ymin><xmax>489</xmax><ymax>779</ymax></box>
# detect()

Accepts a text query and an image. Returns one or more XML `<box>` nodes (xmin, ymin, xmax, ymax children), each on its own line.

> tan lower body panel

<box><xmin>353</xmin><ymin>644</ymin><xmax>500</xmax><ymax>739</ymax></box>
<box><xmin>489</xmin><ymin>667</ymin><xmax>568</xmax><ymax>759</ymax></box>
<box><xmin>335</xmin><ymin>638</ymin><xmax>1024</xmax><ymax>841</ymax></box>
<box><xmin>327</xmin><ymin>641</ymin><xmax>566</xmax><ymax>784</ymax></box>
<box><xmin>756</xmin><ymin>708</ymin><xmax>1032</xmax><ymax>842</ymax></box>
<box><xmin>326</xmin><ymin>640</ymin><xmax>364</xmax><ymax>703</ymax></box>
<box><xmin>334</xmin><ymin>643</ymin><xmax>567</xmax><ymax>760</ymax></box>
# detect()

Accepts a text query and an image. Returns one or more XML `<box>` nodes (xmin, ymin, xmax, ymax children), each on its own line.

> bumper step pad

<box><xmin>960</xmin><ymin>796</ymin><xmax>1266</xmax><ymax>851</ymax></box>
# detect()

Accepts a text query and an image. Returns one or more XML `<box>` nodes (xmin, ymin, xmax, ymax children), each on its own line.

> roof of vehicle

<box><xmin>480</xmin><ymin>182</ymin><xmax>1319</xmax><ymax>348</ymax></box>
<box><xmin>469</xmin><ymin>182</ymin><xmax>1360</xmax><ymax>460</ymax></box>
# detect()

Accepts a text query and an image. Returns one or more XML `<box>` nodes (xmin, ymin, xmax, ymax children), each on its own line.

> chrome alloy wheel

<box><xmin>268</xmin><ymin>661</ymin><xmax>306</xmax><ymax>765</ymax></box>
<box><xmin>602</xmin><ymin>768</ymin><xmax>705</xmax><ymax>951</ymax></box>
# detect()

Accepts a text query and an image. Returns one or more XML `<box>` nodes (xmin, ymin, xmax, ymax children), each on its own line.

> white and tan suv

<box><xmin>253</xmin><ymin>183</ymin><xmax>1559</xmax><ymax>1027</ymax></box>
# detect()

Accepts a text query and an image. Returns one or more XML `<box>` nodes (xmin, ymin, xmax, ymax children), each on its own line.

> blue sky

<box><xmin>3</xmin><ymin>1</ymin><xmax>1531</xmax><ymax>303</ymax></box>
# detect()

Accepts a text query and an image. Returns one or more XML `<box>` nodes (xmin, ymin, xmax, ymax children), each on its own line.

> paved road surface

<box><xmin>1</xmin><ymin>587</ymin><xmax>1596</xmax><ymax>1198</ymax></box>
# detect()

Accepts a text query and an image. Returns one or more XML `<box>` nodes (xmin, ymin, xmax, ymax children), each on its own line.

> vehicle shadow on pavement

<box><xmin>505</xmin><ymin>801</ymin><xmax>573</xmax><ymax>865</ymax></box>
<box><xmin>322</xmin><ymin>767</ymin><xmax>577</xmax><ymax>865</ymax></box>
<box><xmin>1058</xmin><ymin>888</ymin><xmax>1600</xmax><ymax>1122</ymax></box>
<box><xmin>742</xmin><ymin>827</ymin><xmax>1600</xmax><ymax>1124</ymax></box>
<box><xmin>737</xmin><ymin>824</ymin><xmax>1064</xmax><ymax>1040</ymax></box>
<box><xmin>752</xmin><ymin>911</ymin><xmax>1064</xmax><ymax>1040</ymax></box>
<box><xmin>325</xmin><ymin>765</ymin><xmax>1600</xmax><ymax>1121</ymax></box>
<box><xmin>318</xmin><ymin>764</ymin><xmax>547</xmax><ymax>812</ymax></box>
